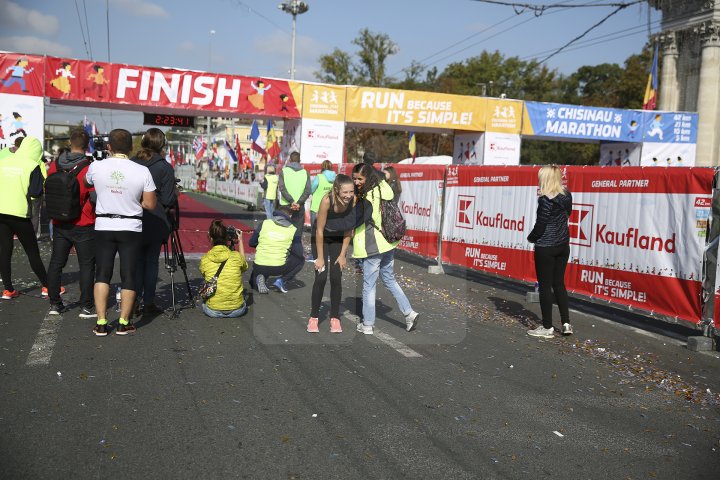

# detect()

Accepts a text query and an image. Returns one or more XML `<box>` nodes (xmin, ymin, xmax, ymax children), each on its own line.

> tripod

<box><xmin>163</xmin><ymin>204</ymin><xmax>195</xmax><ymax>318</ymax></box>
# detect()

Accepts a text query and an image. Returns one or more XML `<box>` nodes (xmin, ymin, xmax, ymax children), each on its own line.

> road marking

<box><xmin>570</xmin><ymin>308</ymin><xmax>686</xmax><ymax>347</ymax></box>
<box><xmin>26</xmin><ymin>313</ymin><xmax>61</xmax><ymax>367</ymax></box>
<box><xmin>343</xmin><ymin>310</ymin><xmax>422</xmax><ymax>358</ymax></box>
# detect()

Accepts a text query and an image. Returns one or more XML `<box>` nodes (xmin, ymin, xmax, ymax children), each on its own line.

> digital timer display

<box><xmin>143</xmin><ymin>113</ymin><xmax>195</xmax><ymax>128</ymax></box>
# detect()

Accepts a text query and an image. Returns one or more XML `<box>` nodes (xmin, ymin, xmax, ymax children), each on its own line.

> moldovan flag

<box><xmin>266</xmin><ymin>120</ymin><xmax>281</xmax><ymax>160</ymax></box>
<box><xmin>408</xmin><ymin>131</ymin><xmax>416</xmax><ymax>162</ymax></box>
<box><xmin>250</xmin><ymin>120</ymin><xmax>266</xmax><ymax>155</ymax></box>
<box><xmin>643</xmin><ymin>43</ymin><xmax>659</xmax><ymax>110</ymax></box>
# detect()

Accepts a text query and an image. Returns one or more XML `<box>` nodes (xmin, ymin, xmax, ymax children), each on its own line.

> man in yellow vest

<box><xmin>0</xmin><ymin>136</ymin><xmax>50</xmax><ymax>300</ymax></box>
<box><xmin>277</xmin><ymin>151</ymin><xmax>311</xmax><ymax>231</ymax></box>
<box><xmin>248</xmin><ymin>205</ymin><xmax>303</xmax><ymax>294</ymax></box>
<box><xmin>260</xmin><ymin>164</ymin><xmax>278</xmax><ymax>219</ymax></box>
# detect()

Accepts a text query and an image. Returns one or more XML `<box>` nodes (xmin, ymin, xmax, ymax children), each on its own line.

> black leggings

<box><xmin>95</xmin><ymin>230</ymin><xmax>142</xmax><ymax>290</ymax></box>
<box><xmin>310</xmin><ymin>235</ymin><xmax>344</xmax><ymax>318</ymax></box>
<box><xmin>0</xmin><ymin>214</ymin><xmax>47</xmax><ymax>291</ymax></box>
<box><xmin>534</xmin><ymin>244</ymin><xmax>570</xmax><ymax>329</ymax></box>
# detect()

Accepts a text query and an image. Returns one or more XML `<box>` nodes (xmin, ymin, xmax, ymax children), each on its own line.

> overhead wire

<box><xmin>82</xmin><ymin>0</ymin><xmax>94</xmax><ymax>60</ymax></box>
<box><xmin>73</xmin><ymin>0</ymin><xmax>91</xmax><ymax>59</ymax></box>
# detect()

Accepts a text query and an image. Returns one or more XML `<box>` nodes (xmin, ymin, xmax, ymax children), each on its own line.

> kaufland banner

<box><xmin>391</xmin><ymin>165</ymin><xmax>445</xmax><ymax>258</ymax></box>
<box><xmin>442</xmin><ymin>166</ymin><xmax>713</xmax><ymax>324</ymax></box>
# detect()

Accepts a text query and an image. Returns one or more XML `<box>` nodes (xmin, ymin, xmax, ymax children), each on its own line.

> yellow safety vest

<box><xmin>310</xmin><ymin>173</ymin><xmax>333</xmax><ymax>213</ymax></box>
<box><xmin>254</xmin><ymin>219</ymin><xmax>298</xmax><ymax>266</ymax></box>
<box><xmin>264</xmin><ymin>173</ymin><xmax>278</xmax><ymax>201</ymax></box>
<box><xmin>278</xmin><ymin>167</ymin><xmax>308</xmax><ymax>206</ymax></box>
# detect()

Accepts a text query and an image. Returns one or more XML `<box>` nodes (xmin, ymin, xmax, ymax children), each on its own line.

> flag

<box><xmin>408</xmin><ymin>131</ymin><xmax>416</xmax><ymax>163</ymax></box>
<box><xmin>225</xmin><ymin>139</ymin><xmax>238</xmax><ymax>163</ymax></box>
<box><xmin>643</xmin><ymin>43</ymin><xmax>659</xmax><ymax>110</ymax></box>
<box><xmin>83</xmin><ymin>116</ymin><xmax>95</xmax><ymax>153</ymax></box>
<box><xmin>235</xmin><ymin>134</ymin><xmax>242</xmax><ymax>162</ymax></box>
<box><xmin>266</xmin><ymin>120</ymin><xmax>281</xmax><ymax>160</ymax></box>
<box><xmin>250</xmin><ymin>120</ymin><xmax>266</xmax><ymax>155</ymax></box>
<box><xmin>193</xmin><ymin>135</ymin><xmax>206</xmax><ymax>160</ymax></box>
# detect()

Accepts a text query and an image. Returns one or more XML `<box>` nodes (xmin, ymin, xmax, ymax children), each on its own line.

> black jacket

<box><xmin>132</xmin><ymin>152</ymin><xmax>177</xmax><ymax>242</ymax></box>
<box><xmin>527</xmin><ymin>192</ymin><xmax>572</xmax><ymax>247</ymax></box>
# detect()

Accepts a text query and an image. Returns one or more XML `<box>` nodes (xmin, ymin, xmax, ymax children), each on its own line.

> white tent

<box><xmin>397</xmin><ymin>155</ymin><xmax>453</xmax><ymax>165</ymax></box>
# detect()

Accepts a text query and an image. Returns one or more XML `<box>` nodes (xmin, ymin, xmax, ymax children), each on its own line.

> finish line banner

<box><xmin>441</xmin><ymin>166</ymin><xmax>713</xmax><ymax>324</ymax></box>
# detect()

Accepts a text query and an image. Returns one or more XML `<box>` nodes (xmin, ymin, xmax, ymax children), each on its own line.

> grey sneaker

<box><xmin>48</xmin><ymin>302</ymin><xmax>66</xmax><ymax>315</ymax></box>
<box><xmin>356</xmin><ymin>322</ymin><xmax>373</xmax><ymax>335</ymax></box>
<box><xmin>527</xmin><ymin>326</ymin><xmax>554</xmax><ymax>339</ymax></box>
<box><xmin>405</xmin><ymin>311</ymin><xmax>419</xmax><ymax>332</ymax></box>
<box><xmin>562</xmin><ymin>323</ymin><xmax>573</xmax><ymax>336</ymax></box>
<box><xmin>79</xmin><ymin>306</ymin><xmax>97</xmax><ymax>319</ymax></box>
<box><xmin>256</xmin><ymin>274</ymin><xmax>269</xmax><ymax>294</ymax></box>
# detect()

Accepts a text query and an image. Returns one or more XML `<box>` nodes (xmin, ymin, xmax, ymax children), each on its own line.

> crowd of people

<box><xmin>0</xmin><ymin>130</ymin><xmax>573</xmax><ymax>339</ymax></box>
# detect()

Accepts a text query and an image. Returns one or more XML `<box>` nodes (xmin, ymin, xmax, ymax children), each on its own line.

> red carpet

<box><xmin>174</xmin><ymin>193</ymin><xmax>256</xmax><ymax>255</ymax></box>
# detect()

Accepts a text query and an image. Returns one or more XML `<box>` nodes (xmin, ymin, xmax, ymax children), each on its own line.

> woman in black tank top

<box><xmin>307</xmin><ymin>174</ymin><xmax>355</xmax><ymax>333</ymax></box>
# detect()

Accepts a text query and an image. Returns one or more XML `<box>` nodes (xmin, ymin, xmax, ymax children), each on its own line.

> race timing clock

<box><xmin>143</xmin><ymin>113</ymin><xmax>195</xmax><ymax>128</ymax></box>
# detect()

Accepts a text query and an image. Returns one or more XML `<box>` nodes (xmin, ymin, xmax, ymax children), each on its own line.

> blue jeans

<box><xmin>361</xmin><ymin>249</ymin><xmax>412</xmax><ymax>326</ymax></box>
<box><xmin>202</xmin><ymin>301</ymin><xmax>248</xmax><ymax>318</ymax></box>
<box><xmin>264</xmin><ymin>199</ymin><xmax>275</xmax><ymax>219</ymax></box>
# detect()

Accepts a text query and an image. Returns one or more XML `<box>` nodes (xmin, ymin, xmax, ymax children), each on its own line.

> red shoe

<box><xmin>330</xmin><ymin>317</ymin><xmax>342</xmax><ymax>333</ymax></box>
<box><xmin>41</xmin><ymin>286</ymin><xmax>66</xmax><ymax>297</ymax></box>
<box><xmin>306</xmin><ymin>317</ymin><xmax>319</xmax><ymax>333</ymax></box>
<box><xmin>2</xmin><ymin>289</ymin><xmax>19</xmax><ymax>300</ymax></box>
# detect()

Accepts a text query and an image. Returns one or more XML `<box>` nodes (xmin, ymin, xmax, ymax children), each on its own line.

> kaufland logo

<box><xmin>456</xmin><ymin>195</ymin><xmax>475</xmax><ymax>229</ymax></box>
<box><xmin>307</xmin><ymin>130</ymin><xmax>314</xmax><ymax>138</ymax></box>
<box><xmin>569</xmin><ymin>203</ymin><xmax>594</xmax><ymax>247</ymax></box>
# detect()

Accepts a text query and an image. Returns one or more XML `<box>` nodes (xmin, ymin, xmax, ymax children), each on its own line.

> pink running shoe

<box><xmin>307</xmin><ymin>317</ymin><xmax>319</xmax><ymax>333</ymax></box>
<box><xmin>330</xmin><ymin>317</ymin><xmax>342</xmax><ymax>333</ymax></box>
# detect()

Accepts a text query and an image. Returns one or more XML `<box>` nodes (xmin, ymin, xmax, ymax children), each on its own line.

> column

<box><xmin>658</xmin><ymin>32</ymin><xmax>679</xmax><ymax>111</ymax></box>
<box><xmin>695</xmin><ymin>21</ymin><xmax>720</xmax><ymax>166</ymax></box>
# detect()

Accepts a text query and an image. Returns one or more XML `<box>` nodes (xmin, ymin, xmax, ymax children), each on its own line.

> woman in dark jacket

<box><xmin>132</xmin><ymin>128</ymin><xmax>178</xmax><ymax>315</ymax></box>
<box><xmin>526</xmin><ymin>165</ymin><xmax>573</xmax><ymax>339</ymax></box>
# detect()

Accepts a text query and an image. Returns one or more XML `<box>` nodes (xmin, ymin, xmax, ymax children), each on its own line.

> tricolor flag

<box><xmin>193</xmin><ymin>135</ymin><xmax>206</xmax><ymax>160</ymax></box>
<box><xmin>235</xmin><ymin>134</ymin><xmax>242</xmax><ymax>162</ymax></box>
<box><xmin>643</xmin><ymin>43</ymin><xmax>659</xmax><ymax>110</ymax></box>
<box><xmin>225</xmin><ymin>139</ymin><xmax>238</xmax><ymax>163</ymax></box>
<box><xmin>250</xmin><ymin>120</ymin><xmax>266</xmax><ymax>155</ymax></box>
<box><xmin>408</xmin><ymin>131</ymin><xmax>416</xmax><ymax>163</ymax></box>
<box><xmin>266</xmin><ymin>120</ymin><xmax>281</xmax><ymax>160</ymax></box>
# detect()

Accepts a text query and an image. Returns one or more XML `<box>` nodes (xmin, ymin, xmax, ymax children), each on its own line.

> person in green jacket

<box><xmin>199</xmin><ymin>220</ymin><xmax>249</xmax><ymax>318</ymax></box>
<box><xmin>351</xmin><ymin>163</ymin><xmax>419</xmax><ymax>335</ymax></box>
<box><xmin>0</xmin><ymin>136</ymin><xmax>50</xmax><ymax>300</ymax></box>
<box><xmin>260</xmin><ymin>165</ymin><xmax>279</xmax><ymax>219</ymax></box>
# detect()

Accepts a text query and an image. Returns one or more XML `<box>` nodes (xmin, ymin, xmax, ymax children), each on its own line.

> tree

<box><xmin>315</xmin><ymin>48</ymin><xmax>355</xmax><ymax>85</ymax></box>
<box><xmin>352</xmin><ymin>28</ymin><xmax>399</xmax><ymax>87</ymax></box>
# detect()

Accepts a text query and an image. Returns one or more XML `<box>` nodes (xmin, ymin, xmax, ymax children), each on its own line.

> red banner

<box><xmin>43</xmin><ymin>56</ymin><xmax>301</xmax><ymax>118</ymax></box>
<box><xmin>0</xmin><ymin>53</ymin><xmax>44</xmax><ymax>97</ymax></box>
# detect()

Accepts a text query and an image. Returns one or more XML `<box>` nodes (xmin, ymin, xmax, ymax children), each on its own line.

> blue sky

<box><xmin>1</xmin><ymin>0</ymin><xmax>661</xmax><ymax>131</ymax></box>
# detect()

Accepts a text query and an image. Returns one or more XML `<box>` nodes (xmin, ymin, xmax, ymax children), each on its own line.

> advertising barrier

<box><xmin>441</xmin><ymin>165</ymin><xmax>714</xmax><ymax>325</ymax></box>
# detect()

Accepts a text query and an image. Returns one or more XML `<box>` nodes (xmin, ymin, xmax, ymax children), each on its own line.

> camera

<box><xmin>227</xmin><ymin>225</ymin><xmax>240</xmax><ymax>248</ymax></box>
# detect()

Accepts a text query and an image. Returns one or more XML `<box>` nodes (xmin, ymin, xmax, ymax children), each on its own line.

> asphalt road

<box><xmin>0</xmin><ymin>192</ymin><xmax>718</xmax><ymax>479</ymax></box>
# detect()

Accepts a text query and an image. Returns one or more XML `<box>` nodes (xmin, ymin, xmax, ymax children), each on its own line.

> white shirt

<box><xmin>86</xmin><ymin>156</ymin><xmax>156</xmax><ymax>232</ymax></box>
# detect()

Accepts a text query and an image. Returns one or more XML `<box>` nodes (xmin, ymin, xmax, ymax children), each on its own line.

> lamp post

<box><xmin>278</xmin><ymin>1</ymin><xmax>309</xmax><ymax>80</ymax></box>
<box><xmin>208</xmin><ymin>29</ymin><xmax>216</xmax><ymax>71</ymax></box>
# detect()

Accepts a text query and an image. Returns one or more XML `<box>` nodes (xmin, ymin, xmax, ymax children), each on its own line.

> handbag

<box><xmin>198</xmin><ymin>260</ymin><xmax>227</xmax><ymax>301</ymax></box>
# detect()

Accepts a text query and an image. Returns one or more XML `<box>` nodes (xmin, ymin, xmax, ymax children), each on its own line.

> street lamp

<box><xmin>278</xmin><ymin>1</ymin><xmax>309</xmax><ymax>80</ymax></box>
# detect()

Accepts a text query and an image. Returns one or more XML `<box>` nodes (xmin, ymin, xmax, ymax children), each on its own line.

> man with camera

<box><xmin>85</xmin><ymin>129</ymin><xmax>157</xmax><ymax>336</ymax></box>
<box><xmin>199</xmin><ymin>220</ymin><xmax>249</xmax><ymax>318</ymax></box>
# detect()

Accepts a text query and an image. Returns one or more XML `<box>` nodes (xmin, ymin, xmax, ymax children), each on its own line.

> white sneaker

<box><xmin>405</xmin><ymin>311</ymin><xmax>419</xmax><ymax>332</ymax></box>
<box><xmin>562</xmin><ymin>323</ymin><xmax>573</xmax><ymax>336</ymax></box>
<box><xmin>527</xmin><ymin>326</ymin><xmax>554</xmax><ymax>339</ymax></box>
<box><xmin>356</xmin><ymin>322</ymin><xmax>373</xmax><ymax>335</ymax></box>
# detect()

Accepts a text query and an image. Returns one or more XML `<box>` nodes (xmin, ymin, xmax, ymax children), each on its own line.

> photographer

<box><xmin>199</xmin><ymin>220</ymin><xmax>249</xmax><ymax>318</ymax></box>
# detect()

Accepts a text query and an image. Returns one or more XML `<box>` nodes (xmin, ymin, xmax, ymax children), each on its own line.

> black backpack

<box><xmin>44</xmin><ymin>159</ymin><xmax>91</xmax><ymax>221</ymax></box>
<box><xmin>370</xmin><ymin>187</ymin><xmax>407</xmax><ymax>243</ymax></box>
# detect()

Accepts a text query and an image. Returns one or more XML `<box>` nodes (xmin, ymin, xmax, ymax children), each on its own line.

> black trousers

<box><xmin>310</xmin><ymin>234</ymin><xmax>344</xmax><ymax>318</ymax></box>
<box><xmin>47</xmin><ymin>223</ymin><xmax>95</xmax><ymax>306</ymax></box>
<box><xmin>95</xmin><ymin>230</ymin><xmax>142</xmax><ymax>290</ymax></box>
<box><xmin>533</xmin><ymin>244</ymin><xmax>570</xmax><ymax>329</ymax></box>
<box><xmin>250</xmin><ymin>254</ymin><xmax>304</xmax><ymax>286</ymax></box>
<box><xmin>0</xmin><ymin>214</ymin><xmax>48</xmax><ymax>291</ymax></box>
